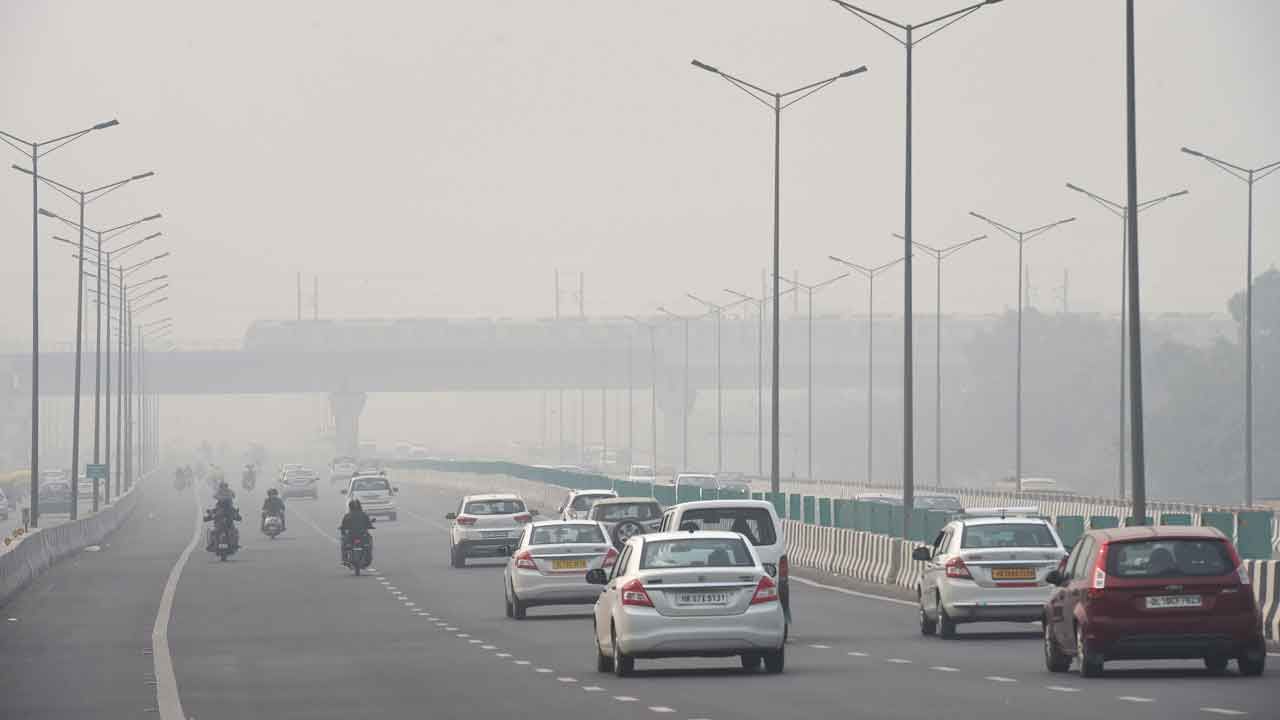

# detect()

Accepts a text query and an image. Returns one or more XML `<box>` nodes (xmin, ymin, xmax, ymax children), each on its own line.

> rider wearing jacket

<box><xmin>261</xmin><ymin>488</ymin><xmax>286</xmax><ymax>531</ymax></box>
<box><xmin>204</xmin><ymin>495</ymin><xmax>242</xmax><ymax>551</ymax></box>
<box><xmin>339</xmin><ymin>499</ymin><xmax>374</xmax><ymax>563</ymax></box>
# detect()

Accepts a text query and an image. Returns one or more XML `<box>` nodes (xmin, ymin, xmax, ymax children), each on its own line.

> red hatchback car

<box><xmin>1043</xmin><ymin>526</ymin><xmax>1265</xmax><ymax>677</ymax></box>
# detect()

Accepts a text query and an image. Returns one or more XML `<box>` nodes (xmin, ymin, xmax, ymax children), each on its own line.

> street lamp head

<box><xmin>93</xmin><ymin>119</ymin><xmax>120</xmax><ymax>131</ymax></box>
<box><xmin>131</xmin><ymin>171</ymin><xmax>155</xmax><ymax>181</ymax></box>
<box><xmin>141</xmin><ymin>213</ymin><xmax>162</xmax><ymax>222</ymax></box>
<box><xmin>690</xmin><ymin>59</ymin><xmax>719</xmax><ymax>74</ymax></box>
<box><xmin>1065</xmin><ymin>182</ymin><xmax>1084</xmax><ymax>193</ymax></box>
<box><xmin>11</xmin><ymin>164</ymin><xmax>33</xmax><ymax>175</ymax></box>
<box><xmin>839</xmin><ymin>65</ymin><xmax>868</xmax><ymax>78</ymax></box>
<box><xmin>37</xmin><ymin>207</ymin><xmax>58</xmax><ymax>219</ymax></box>
<box><xmin>143</xmin><ymin>232</ymin><xmax>162</xmax><ymax>241</ymax></box>
<box><xmin>1180</xmin><ymin>147</ymin><xmax>1203</xmax><ymax>158</ymax></box>
<box><xmin>985</xmin><ymin>0</ymin><xmax>1003</xmax><ymax>4</ymax></box>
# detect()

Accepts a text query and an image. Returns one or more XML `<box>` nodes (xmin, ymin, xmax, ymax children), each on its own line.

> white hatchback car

<box><xmin>588</xmin><ymin>530</ymin><xmax>785</xmax><ymax>677</ymax></box>
<box><xmin>504</xmin><ymin>520</ymin><xmax>617</xmax><ymax>619</ymax></box>
<box><xmin>913</xmin><ymin>509</ymin><xmax>1068</xmax><ymax>638</ymax></box>
<box><xmin>559</xmin><ymin>489</ymin><xmax>617</xmax><ymax>520</ymax></box>
<box><xmin>341</xmin><ymin>473</ymin><xmax>399</xmax><ymax>520</ymax></box>
<box><xmin>446</xmin><ymin>494</ymin><xmax>533</xmax><ymax>567</ymax></box>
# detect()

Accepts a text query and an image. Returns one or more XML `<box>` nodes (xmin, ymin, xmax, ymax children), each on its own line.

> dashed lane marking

<box><xmin>558</xmin><ymin>677</ymin><xmax>577</xmax><ymax>683</ymax></box>
<box><xmin>808</xmin><ymin>644</ymin><xmax>831</xmax><ymax>649</ymax></box>
<box><xmin>1046</xmin><ymin>686</ymin><xmax>1080</xmax><ymax>693</ymax></box>
<box><xmin>1118</xmin><ymin>697</ymin><xmax>1154</xmax><ymax>703</ymax></box>
<box><xmin>648</xmin><ymin>707</ymin><xmax>675</xmax><ymax>713</ymax></box>
<box><xmin>496</xmin><ymin>653</ymin><xmax>512</xmax><ymax>658</ymax></box>
<box><xmin>468</xmin><ymin>639</ymin><xmax>483</xmax><ymax>644</ymax></box>
<box><xmin>847</xmin><ymin>651</ymin><xmax>868</xmax><ymax>657</ymax></box>
<box><xmin>583</xmin><ymin>686</ymin><xmax>604</xmax><ymax>692</ymax></box>
<box><xmin>514</xmin><ymin>660</ymin><xmax>531</xmax><ymax>665</ymax></box>
<box><xmin>985</xmin><ymin>676</ymin><xmax>1017</xmax><ymax>683</ymax></box>
<box><xmin>791</xmin><ymin>575</ymin><xmax>916</xmax><ymax>607</ymax></box>
<box><xmin>614</xmin><ymin>696</ymin><xmax>638</xmax><ymax>702</ymax></box>
<box><xmin>930</xmin><ymin>666</ymin><xmax>959</xmax><ymax>672</ymax></box>
<box><xmin>1200</xmin><ymin>709</ymin><xmax>1246</xmax><ymax>716</ymax></box>
<box><xmin>535</xmin><ymin>668</ymin><xmax>554</xmax><ymax>673</ymax></box>
<box><xmin>457</xmin><ymin>633</ymin><xmax>471</xmax><ymax>637</ymax></box>
<box><xmin>885</xmin><ymin>658</ymin><xmax>912</xmax><ymax>664</ymax></box>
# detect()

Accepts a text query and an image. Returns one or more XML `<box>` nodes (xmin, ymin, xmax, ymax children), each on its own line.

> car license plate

<box><xmin>991</xmin><ymin>567</ymin><xmax>1036</xmax><ymax>581</ymax></box>
<box><xmin>676</xmin><ymin>591</ymin><xmax>730</xmax><ymax>606</ymax></box>
<box><xmin>482</xmin><ymin>530</ymin><xmax>509</xmax><ymax>538</ymax></box>
<box><xmin>1145</xmin><ymin>594</ymin><xmax>1202</xmax><ymax>609</ymax></box>
<box><xmin>552</xmin><ymin>559</ymin><xmax>587</xmax><ymax>571</ymax></box>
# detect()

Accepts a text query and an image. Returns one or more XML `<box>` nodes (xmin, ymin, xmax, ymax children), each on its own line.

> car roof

<box><xmin>950</xmin><ymin>516</ymin><xmax>1052</xmax><ymax>527</ymax></box>
<box><xmin>1091</xmin><ymin>525</ymin><xmax>1228</xmax><ymax>543</ymax></box>
<box><xmin>641</xmin><ymin>529</ymin><xmax>754</xmax><ymax>543</ymax></box>
<box><xmin>676</xmin><ymin>473</ymin><xmax>716</xmax><ymax>479</ymax></box>
<box><xmin>672</xmin><ymin>499</ymin><xmax>777</xmax><ymax>514</ymax></box>
<box><xmin>592</xmin><ymin>497</ymin><xmax>659</xmax><ymax>506</ymax></box>
<box><xmin>463</xmin><ymin>493</ymin><xmax>523</xmax><ymax>502</ymax></box>
<box><xmin>570</xmin><ymin>489</ymin><xmax>616</xmax><ymax>496</ymax></box>
<box><xmin>528</xmin><ymin>519</ymin><xmax>602</xmax><ymax>529</ymax></box>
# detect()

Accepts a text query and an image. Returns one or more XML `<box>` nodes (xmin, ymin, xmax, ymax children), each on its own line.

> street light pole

<box><xmin>0</xmin><ymin>118</ymin><xmax>118</xmax><ymax>527</ymax></box>
<box><xmin>1180</xmin><ymin>148</ymin><xmax>1278</xmax><ymax>507</ymax></box>
<box><xmin>970</xmin><ymin>212</ymin><xmax>1075</xmax><ymax>493</ymax></box>
<box><xmin>830</xmin><ymin>0</ymin><xmax>1001</xmax><ymax>538</ymax></box>
<box><xmin>1065</xmin><ymin>182</ymin><xmax>1188</xmax><ymax>498</ymax></box>
<box><xmin>692</xmin><ymin>59</ymin><xmax>867</xmax><ymax>493</ymax></box>
<box><xmin>903</xmin><ymin>234</ymin><xmax>986</xmax><ymax>488</ymax></box>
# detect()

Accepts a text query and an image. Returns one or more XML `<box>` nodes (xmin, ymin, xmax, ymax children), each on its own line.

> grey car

<box><xmin>588</xmin><ymin>497</ymin><xmax>663</xmax><ymax>548</ymax></box>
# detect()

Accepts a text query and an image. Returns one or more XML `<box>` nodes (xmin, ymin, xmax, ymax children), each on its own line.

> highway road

<box><xmin>1</xmin><ymin>471</ymin><xmax>1274</xmax><ymax>720</ymax></box>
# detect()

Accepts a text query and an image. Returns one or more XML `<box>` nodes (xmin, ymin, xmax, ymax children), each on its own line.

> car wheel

<box><xmin>1237</xmin><ymin>643</ymin><xmax>1266</xmax><ymax>677</ymax></box>
<box><xmin>595</xmin><ymin>625</ymin><xmax>614</xmax><ymax>673</ymax></box>
<box><xmin>450</xmin><ymin>545</ymin><xmax>465</xmax><ymax>568</ymax></box>
<box><xmin>937</xmin><ymin>594</ymin><xmax>956</xmax><ymax>639</ymax></box>
<box><xmin>763</xmin><ymin>646</ymin><xmax>785</xmax><ymax>674</ymax></box>
<box><xmin>1077</xmin><ymin>624</ymin><xmax>1104</xmax><ymax>678</ymax></box>
<box><xmin>919</xmin><ymin>593</ymin><xmax>937</xmax><ymax>636</ymax></box>
<box><xmin>504</xmin><ymin>583</ymin><xmax>514</xmax><ymax>618</ymax></box>
<box><xmin>740</xmin><ymin>653</ymin><xmax>763</xmax><ymax>672</ymax></box>
<box><xmin>612</xmin><ymin>626</ymin><xmax>633</xmax><ymax>677</ymax></box>
<box><xmin>512</xmin><ymin>592</ymin><xmax>527</xmax><ymax>620</ymax></box>
<box><xmin>1043</xmin><ymin>618</ymin><xmax>1071</xmax><ymax>673</ymax></box>
<box><xmin>1204</xmin><ymin>655</ymin><xmax>1229</xmax><ymax>675</ymax></box>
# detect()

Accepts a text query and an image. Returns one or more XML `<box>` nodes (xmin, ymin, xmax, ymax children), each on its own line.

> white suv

<box><xmin>446</xmin><ymin>494</ymin><xmax>534</xmax><ymax>568</ymax></box>
<box><xmin>913</xmin><ymin>509</ymin><xmax>1068</xmax><ymax>638</ymax></box>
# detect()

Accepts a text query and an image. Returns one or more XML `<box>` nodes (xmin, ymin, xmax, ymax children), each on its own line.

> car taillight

<box><xmin>620</xmin><ymin>578</ymin><xmax>653</xmax><ymax>607</ymax></box>
<box><xmin>603</xmin><ymin>547</ymin><xmax>619</xmax><ymax>568</ymax></box>
<box><xmin>514</xmin><ymin>513</ymin><xmax>532</xmax><ymax>524</ymax></box>
<box><xmin>1237</xmin><ymin>564</ymin><xmax>1251</xmax><ymax>585</ymax></box>
<box><xmin>779</xmin><ymin>555</ymin><xmax>789</xmax><ymax>580</ymax></box>
<box><xmin>945</xmin><ymin>556</ymin><xmax>972</xmax><ymax>579</ymax></box>
<box><xmin>515</xmin><ymin>550</ymin><xmax>538</xmax><ymax>570</ymax></box>
<box><xmin>751</xmin><ymin>575</ymin><xmax>779</xmax><ymax>604</ymax></box>
<box><xmin>353</xmin><ymin>537</ymin><xmax>362</xmax><ymax>545</ymax></box>
<box><xmin>1086</xmin><ymin>543</ymin><xmax>1109</xmax><ymax>601</ymax></box>
<box><xmin>456</xmin><ymin>516</ymin><xmax>477</xmax><ymax>526</ymax></box>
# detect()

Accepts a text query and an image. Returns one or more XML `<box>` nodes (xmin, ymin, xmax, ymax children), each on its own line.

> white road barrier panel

<box><xmin>1245</xmin><ymin>560</ymin><xmax>1280</xmax><ymax>642</ymax></box>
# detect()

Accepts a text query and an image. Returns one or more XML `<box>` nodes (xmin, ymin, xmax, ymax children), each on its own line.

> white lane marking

<box><xmin>151</xmin><ymin>484</ymin><xmax>204</xmax><ymax>720</ymax></box>
<box><xmin>481</xmin><ymin>645</ymin><xmax>496</xmax><ymax>650</ymax></box>
<box><xmin>809</xmin><ymin>644</ymin><xmax>831</xmax><ymax>649</ymax></box>
<box><xmin>558</xmin><ymin>677</ymin><xmax>577</xmax><ymax>683</ymax></box>
<box><xmin>614</xmin><ymin>696</ymin><xmax>638</xmax><ymax>702</ymax></box>
<box><xmin>791</xmin><ymin>575</ymin><xmax>916</xmax><ymax>607</ymax></box>
<box><xmin>583</xmin><ymin>686</ymin><xmax>604</xmax><ymax>692</ymax></box>
<box><xmin>648</xmin><ymin>707</ymin><xmax>675</xmax><ymax>714</ymax></box>
<box><xmin>847</xmin><ymin>651</ymin><xmax>868</xmax><ymax>657</ymax></box>
<box><xmin>930</xmin><ymin>666</ymin><xmax>959</xmax><ymax>672</ymax></box>
<box><xmin>1200</xmin><ymin>709</ymin><xmax>1246</xmax><ymax>716</ymax></box>
<box><xmin>1046</xmin><ymin>686</ymin><xmax>1080</xmax><ymax>693</ymax></box>
<box><xmin>535</xmin><ymin>667</ymin><xmax>553</xmax><ymax>673</ymax></box>
<box><xmin>375</xmin><ymin>576</ymin><xmax>386</xmax><ymax>580</ymax></box>
<box><xmin>496</xmin><ymin>653</ymin><xmax>512</xmax><ymax>658</ymax></box>
<box><xmin>885</xmin><ymin>658</ymin><xmax>912</xmax><ymax>664</ymax></box>
<box><xmin>1118</xmin><ymin>697</ymin><xmax>1154</xmax><ymax>703</ymax></box>
<box><xmin>446</xmin><ymin>627</ymin><xmax>458</xmax><ymax>631</ymax></box>
<box><xmin>468</xmin><ymin>639</ymin><xmax>483</xmax><ymax>644</ymax></box>
<box><xmin>456</xmin><ymin>633</ymin><xmax>470</xmax><ymax>637</ymax></box>
<box><xmin>386</xmin><ymin>586</ymin><xmax>398</xmax><ymax>590</ymax></box>
<box><xmin>404</xmin><ymin>602</ymin><xmax>416</xmax><ymax>607</ymax></box>
<box><xmin>985</xmin><ymin>676</ymin><xmax>1017</xmax><ymax>683</ymax></box>
<box><xmin>514</xmin><ymin>660</ymin><xmax>531</xmax><ymax>665</ymax></box>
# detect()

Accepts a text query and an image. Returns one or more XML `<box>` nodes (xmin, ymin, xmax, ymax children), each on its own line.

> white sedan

<box><xmin>503</xmin><ymin>520</ymin><xmax>617</xmax><ymax>619</ymax></box>
<box><xmin>588</xmin><ymin>530</ymin><xmax>785</xmax><ymax>677</ymax></box>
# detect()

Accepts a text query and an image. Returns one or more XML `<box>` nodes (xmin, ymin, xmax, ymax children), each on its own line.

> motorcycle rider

<box><xmin>204</xmin><ymin>494</ymin><xmax>242</xmax><ymax>551</ymax></box>
<box><xmin>242</xmin><ymin>463</ymin><xmax>257</xmax><ymax>491</ymax></box>
<box><xmin>339</xmin><ymin>498</ymin><xmax>374</xmax><ymax>564</ymax></box>
<box><xmin>261</xmin><ymin>487</ymin><xmax>286</xmax><ymax>532</ymax></box>
<box><xmin>214</xmin><ymin>480</ymin><xmax>236</xmax><ymax>502</ymax></box>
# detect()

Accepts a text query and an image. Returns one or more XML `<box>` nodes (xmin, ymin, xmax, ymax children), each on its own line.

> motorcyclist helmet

<box><xmin>348</xmin><ymin>499</ymin><xmax>362</xmax><ymax>512</ymax></box>
<box><xmin>267</xmin><ymin>488</ymin><xmax>278</xmax><ymax>496</ymax></box>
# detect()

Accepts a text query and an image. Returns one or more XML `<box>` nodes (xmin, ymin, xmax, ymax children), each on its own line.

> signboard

<box><xmin>86</xmin><ymin>463</ymin><xmax>107</xmax><ymax>480</ymax></box>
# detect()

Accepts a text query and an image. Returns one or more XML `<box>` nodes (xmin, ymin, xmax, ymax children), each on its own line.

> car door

<box><xmin>596</xmin><ymin>544</ymin><xmax>632</xmax><ymax>650</ymax></box>
<box><xmin>925</xmin><ymin>528</ymin><xmax>953</xmax><ymax>611</ymax></box>
<box><xmin>1058</xmin><ymin>536</ymin><xmax>1096</xmax><ymax>648</ymax></box>
<box><xmin>1046</xmin><ymin>535</ymin><xmax>1084</xmax><ymax>640</ymax></box>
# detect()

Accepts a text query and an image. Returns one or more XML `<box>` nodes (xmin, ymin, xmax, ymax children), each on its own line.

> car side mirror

<box><xmin>339</xmin><ymin>489</ymin><xmax>347</xmax><ymax>495</ymax></box>
<box><xmin>445</xmin><ymin>512</ymin><xmax>457</xmax><ymax>520</ymax></box>
<box><xmin>585</xmin><ymin>569</ymin><xmax>608</xmax><ymax>585</ymax></box>
<box><xmin>530</xmin><ymin>508</ymin><xmax>539</xmax><ymax>516</ymax></box>
<box><xmin>911</xmin><ymin>546</ymin><xmax>932</xmax><ymax>562</ymax></box>
<box><xmin>392</xmin><ymin>487</ymin><xmax>399</xmax><ymax>494</ymax></box>
<box><xmin>1045</xmin><ymin>570</ymin><xmax>1066</xmax><ymax>587</ymax></box>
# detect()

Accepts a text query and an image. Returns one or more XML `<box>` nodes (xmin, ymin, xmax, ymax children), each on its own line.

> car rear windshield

<box><xmin>465</xmin><ymin>499</ymin><xmax>525</xmax><ymax>515</ymax></box>
<box><xmin>531</xmin><ymin>524</ymin><xmax>605</xmax><ymax>545</ymax></box>
<box><xmin>570</xmin><ymin>493</ymin><xmax>611</xmax><ymax>511</ymax></box>
<box><xmin>1107</xmin><ymin>539</ymin><xmax>1233</xmax><ymax>579</ymax></box>
<box><xmin>640</xmin><ymin>537</ymin><xmax>754</xmax><ymax>569</ymax></box>
<box><xmin>594</xmin><ymin>502</ymin><xmax>660</xmax><ymax>522</ymax></box>
<box><xmin>916</xmin><ymin>496</ymin><xmax>963</xmax><ymax>512</ymax></box>
<box><xmin>961</xmin><ymin>523</ymin><xmax>1058</xmax><ymax>549</ymax></box>
<box><xmin>676</xmin><ymin>508</ymin><xmax>777</xmax><ymax>546</ymax></box>
<box><xmin>285</xmin><ymin>472</ymin><xmax>314</xmax><ymax>482</ymax></box>
<box><xmin>350</xmin><ymin>477</ymin><xmax>390</xmax><ymax>492</ymax></box>
<box><xmin>678</xmin><ymin>475</ymin><xmax>717</xmax><ymax>488</ymax></box>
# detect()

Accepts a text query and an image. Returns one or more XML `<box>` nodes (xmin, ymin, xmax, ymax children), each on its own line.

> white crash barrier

<box><xmin>0</xmin><ymin>482</ymin><xmax>142</xmax><ymax>607</ymax></box>
<box><xmin>782</xmin><ymin>520</ymin><xmax>901</xmax><ymax>587</ymax></box>
<box><xmin>1244</xmin><ymin>560</ymin><xmax>1280</xmax><ymax>642</ymax></box>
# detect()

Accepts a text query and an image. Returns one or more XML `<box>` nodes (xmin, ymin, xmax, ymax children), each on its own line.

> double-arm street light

<box><xmin>830</xmin><ymin>0</ymin><xmax>1001</xmax><ymax>537</ymax></box>
<box><xmin>686</xmin><ymin>294</ymin><xmax>751</xmax><ymax>476</ymax></box>
<box><xmin>691</xmin><ymin>59</ymin><xmax>867</xmax><ymax>493</ymax></box>
<box><xmin>777</xmin><ymin>273</ymin><xmax>849</xmax><ymax>489</ymax></box>
<box><xmin>1065</xmin><ymin>183</ymin><xmax>1188</xmax><ymax>499</ymax></box>
<box><xmin>904</xmin><ymin>233</ymin><xmax>986</xmax><ymax>488</ymax></box>
<box><xmin>0</xmin><ymin>118</ymin><xmax>118</xmax><ymax>526</ymax></box>
<box><xmin>1180</xmin><ymin>147</ymin><xmax>1279</xmax><ymax>507</ymax></box>
<box><xmin>625</xmin><ymin>316</ymin><xmax>661</xmax><ymax>490</ymax></box>
<box><xmin>969</xmin><ymin>212</ymin><xmax>1075</xmax><ymax>492</ymax></box>
<box><xmin>829</xmin><ymin>254</ymin><xmax>906</xmax><ymax>492</ymax></box>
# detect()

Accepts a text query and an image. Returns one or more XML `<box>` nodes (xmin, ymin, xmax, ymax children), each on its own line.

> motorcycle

<box><xmin>341</xmin><ymin>528</ymin><xmax>374</xmax><ymax>575</ymax></box>
<box><xmin>207</xmin><ymin>525</ymin><xmax>239</xmax><ymax>561</ymax></box>
<box><xmin>242</xmin><ymin>473</ymin><xmax>256</xmax><ymax>493</ymax></box>
<box><xmin>263</xmin><ymin>514</ymin><xmax>283</xmax><ymax>539</ymax></box>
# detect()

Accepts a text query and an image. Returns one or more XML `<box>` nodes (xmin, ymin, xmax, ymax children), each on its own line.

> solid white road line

<box><xmin>151</xmin><ymin>487</ymin><xmax>203</xmax><ymax>720</ymax></box>
<box><xmin>791</xmin><ymin>575</ymin><xmax>916</xmax><ymax>607</ymax></box>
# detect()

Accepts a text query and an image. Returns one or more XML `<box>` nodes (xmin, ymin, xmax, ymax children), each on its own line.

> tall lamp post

<box><xmin>1180</xmin><ymin>147</ymin><xmax>1279</xmax><ymax>507</ymax></box>
<box><xmin>903</xmin><ymin>234</ymin><xmax>985</xmax><ymax>488</ymax></box>
<box><xmin>777</xmin><ymin>273</ymin><xmax>849</xmax><ymax>490</ymax></box>
<box><xmin>1065</xmin><ymin>182</ymin><xmax>1187</xmax><ymax>498</ymax></box>
<box><xmin>691</xmin><ymin>59</ymin><xmax>867</xmax><ymax>493</ymax></box>
<box><xmin>0</xmin><ymin>118</ymin><xmax>118</xmax><ymax>527</ymax></box>
<box><xmin>829</xmin><ymin>0</ymin><xmax>1001</xmax><ymax>536</ymax></box>
<box><xmin>625</xmin><ymin>316</ymin><xmax>661</xmax><ymax>492</ymax></box>
<box><xmin>969</xmin><ymin>212</ymin><xmax>1075</xmax><ymax>492</ymax></box>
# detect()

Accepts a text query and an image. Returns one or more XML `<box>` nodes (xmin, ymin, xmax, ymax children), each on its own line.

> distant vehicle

<box><xmin>37</xmin><ymin>481</ymin><xmax>72</xmax><ymax>515</ymax></box>
<box><xmin>279</xmin><ymin>463</ymin><xmax>303</xmax><ymax>475</ymax></box>
<box><xmin>277</xmin><ymin>468</ymin><xmax>319</xmax><ymax>500</ymax></box>
<box><xmin>39</xmin><ymin>469</ymin><xmax>67</xmax><ymax>485</ymax></box>
<box><xmin>393</xmin><ymin>442</ymin><xmax>413</xmax><ymax>459</ymax></box>
<box><xmin>503</xmin><ymin>520</ymin><xmax>616</xmax><ymax>619</ymax></box>
<box><xmin>77</xmin><ymin>473</ymin><xmax>94</xmax><ymax>504</ymax></box>
<box><xmin>408</xmin><ymin>445</ymin><xmax>429</xmax><ymax>459</ymax></box>
<box><xmin>1043</xmin><ymin>525</ymin><xmax>1265</xmax><ymax>677</ymax></box>
<box><xmin>913</xmin><ymin>509</ymin><xmax>1068</xmax><ymax>639</ymax></box>
<box><xmin>329</xmin><ymin>456</ymin><xmax>358</xmax><ymax>486</ymax></box>
<box><xmin>559</xmin><ymin>489</ymin><xmax>617</xmax><ymax>520</ymax></box>
<box><xmin>716</xmin><ymin>473</ymin><xmax>751</xmax><ymax>495</ymax></box>
<box><xmin>341</xmin><ymin>473</ymin><xmax>399</xmax><ymax>521</ymax></box>
<box><xmin>626</xmin><ymin>465</ymin><xmax>657</xmax><ymax>484</ymax></box>
<box><xmin>446</xmin><ymin>494</ymin><xmax>534</xmax><ymax>568</ymax></box>
<box><xmin>588</xmin><ymin>497</ymin><xmax>663</xmax><ymax>548</ymax></box>
<box><xmin>588</xmin><ymin>530</ymin><xmax>785</xmax><ymax>676</ymax></box>
<box><xmin>854</xmin><ymin>492</ymin><xmax>964</xmax><ymax>513</ymax></box>
<box><xmin>673</xmin><ymin>473</ymin><xmax>718</xmax><ymax>495</ymax></box>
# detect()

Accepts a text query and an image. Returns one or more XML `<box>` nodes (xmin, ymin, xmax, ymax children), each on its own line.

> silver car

<box><xmin>588</xmin><ymin>530</ymin><xmax>785</xmax><ymax>677</ymax></box>
<box><xmin>914</xmin><ymin>511</ymin><xmax>1068</xmax><ymax>638</ymax></box>
<box><xmin>503</xmin><ymin>520</ymin><xmax>616</xmax><ymax>619</ymax></box>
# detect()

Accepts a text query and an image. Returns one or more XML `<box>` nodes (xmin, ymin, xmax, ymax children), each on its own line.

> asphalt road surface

<box><xmin>1</xmin><ymin>472</ymin><xmax>1275</xmax><ymax>719</ymax></box>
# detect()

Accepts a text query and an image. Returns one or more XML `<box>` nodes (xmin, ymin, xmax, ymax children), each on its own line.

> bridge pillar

<box><xmin>329</xmin><ymin>392</ymin><xmax>367</xmax><ymax>457</ymax></box>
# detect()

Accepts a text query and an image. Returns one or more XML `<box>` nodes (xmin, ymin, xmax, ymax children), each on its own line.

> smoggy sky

<box><xmin>2</xmin><ymin>0</ymin><xmax>1277</xmax><ymax>348</ymax></box>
